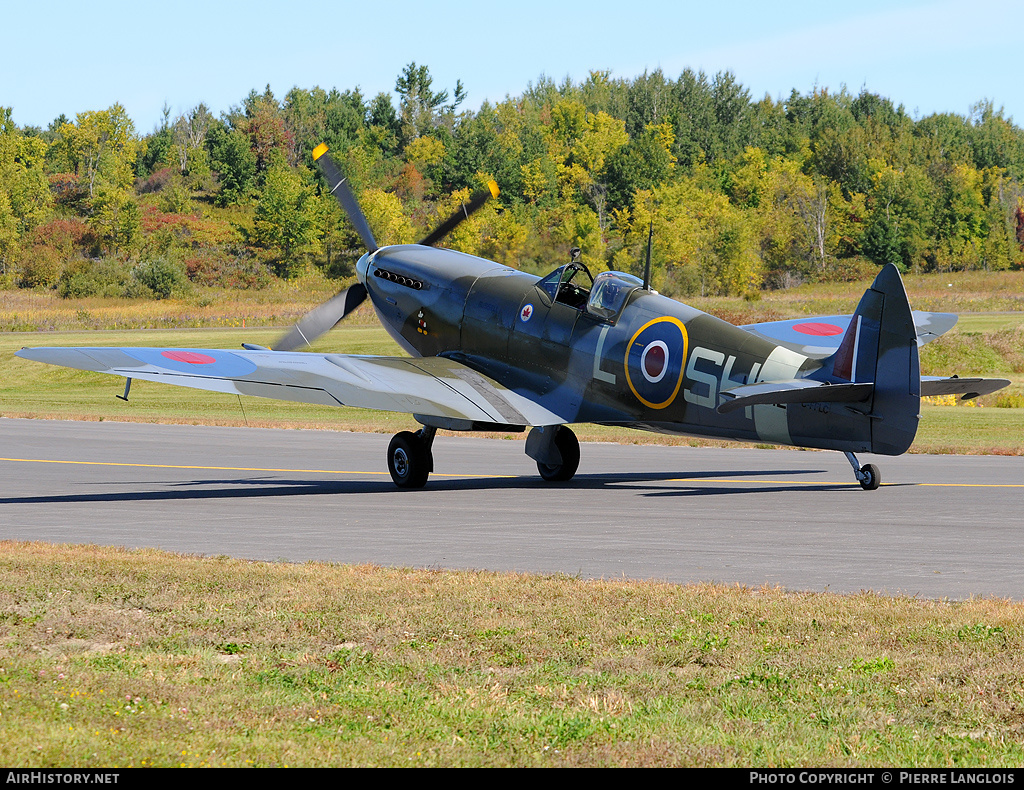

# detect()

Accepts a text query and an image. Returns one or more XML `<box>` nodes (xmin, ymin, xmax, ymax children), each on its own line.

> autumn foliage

<box><xmin>2</xmin><ymin>68</ymin><xmax>1023</xmax><ymax>299</ymax></box>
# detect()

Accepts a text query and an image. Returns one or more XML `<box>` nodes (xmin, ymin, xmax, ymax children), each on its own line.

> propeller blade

<box><xmin>276</xmin><ymin>148</ymin><xmax>497</xmax><ymax>351</ymax></box>
<box><xmin>272</xmin><ymin>282</ymin><xmax>368</xmax><ymax>351</ymax></box>
<box><xmin>273</xmin><ymin>145</ymin><xmax>376</xmax><ymax>352</ymax></box>
<box><xmin>418</xmin><ymin>180</ymin><xmax>499</xmax><ymax>247</ymax></box>
<box><xmin>313</xmin><ymin>143</ymin><xmax>378</xmax><ymax>253</ymax></box>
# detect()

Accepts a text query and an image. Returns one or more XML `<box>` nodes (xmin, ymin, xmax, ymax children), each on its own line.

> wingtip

<box><xmin>487</xmin><ymin>180</ymin><xmax>499</xmax><ymax>199</ymax></box>
<box><xmin>312</xmin><ymin>143</ymin><xmax>329</xmax><ymax>160</ymax></box>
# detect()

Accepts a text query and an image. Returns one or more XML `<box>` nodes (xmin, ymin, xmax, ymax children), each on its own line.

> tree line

<box><xmin>2</xmin><ymin>63</ymin><xmax>1023</xmax><ymax>300</ymax></box>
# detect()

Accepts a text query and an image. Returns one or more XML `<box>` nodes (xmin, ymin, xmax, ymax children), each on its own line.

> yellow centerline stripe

<box><xmin>914</xmin><ymin>483</ymin><xmax>1024</xmax><ymax>488</ymax></box>
<box><xmin>666</xmin><ymin>477</ymin><xmax>1024</xmax><ymax>488</ymax></box>
<box><xmin>0</xmin><ymin>457</ymin><xmax>512</xmax><ymax>480</ymax></box>
<box><xmin>2</xmin><ymin>457</ymin><xmax>1020</xmax><ymax>487</ymax></box>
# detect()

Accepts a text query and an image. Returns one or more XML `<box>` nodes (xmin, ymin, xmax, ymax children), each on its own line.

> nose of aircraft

<box><xmin>356</xmin><ymin>251</ymin><xmax>371</xmax><ymax>287</ymax></box>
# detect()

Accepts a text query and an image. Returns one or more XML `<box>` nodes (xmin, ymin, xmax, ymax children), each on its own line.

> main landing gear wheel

<box><xmin>537</xmin><ymin>426</ymin><xmax>581</xmax><ymax>482</ymax></box>
<box><xmin>844</xmin><ymin>452</ymin><xmax>881</xmax><ymax>491</ymax></box>
<box><xmin>387</xmin><ymin>429</ymin><xmax>434</xmax><ymax>488</ymax></box>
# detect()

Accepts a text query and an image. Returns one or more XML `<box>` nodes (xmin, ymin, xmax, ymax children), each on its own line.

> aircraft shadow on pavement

<box><xmin>567</xmin><ymin>469</ymin><xmax>858</xmax><ymax>496</ymax></box>
<box><xmin>0</xmin><ymin>467</ymin><xmax>865</xmax><ymax>505</ymax></box>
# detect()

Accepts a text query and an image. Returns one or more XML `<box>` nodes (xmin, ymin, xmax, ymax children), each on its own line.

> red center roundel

<box><xmin>792</xmin><ymin>322</ymin><xmax>844</xmax><ymax>336</ymax></box>
<box><xmin>644</xmin><ymin>344</ymin><xmax>665</xmax><ymax>378</ymax></box>
<box><xmin>640</xmin><ymin>340</ymin><xmax>669</xmax><ymax>383</ymax></box>
<box><xmin>161</xmin><ymin>350</ymin><xmax>216</xmax><ymax>365</ymax></box>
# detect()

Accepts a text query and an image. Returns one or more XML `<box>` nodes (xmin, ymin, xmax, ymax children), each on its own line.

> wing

<box><xmin>742</xmin><ymin>310</ymin><xmax>958</xmax><ymax>357</ymax></box>
<box><xmin>15</xmin><ymin>347</ymin><xmax>567</xmax><ymax>427</ymax></box>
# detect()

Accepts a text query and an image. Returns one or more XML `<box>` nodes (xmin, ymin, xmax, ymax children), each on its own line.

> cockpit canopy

<box><xmin>536</xmin><ymin>263</ymin><xmax>591</xmax><ymax>309</ymax></box>
<box><xmin>587</xmin><ymin>271</ymin><xmax>643</xmax><ymax>322</ymax></box>
<box><xmin>536</xmin><ymin>264</ymin><xmax>643</xmax><ymax>323</ymax></box>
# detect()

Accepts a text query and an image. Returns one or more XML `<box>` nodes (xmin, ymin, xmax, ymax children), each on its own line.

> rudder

<box><xmin>825</xmin><ymin>264</ymin><xmax>920</xmax><ymax>455</ymax></box>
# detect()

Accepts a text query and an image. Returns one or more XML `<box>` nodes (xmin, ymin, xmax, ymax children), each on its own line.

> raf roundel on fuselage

<box><xmin>624</xmin><ymin>316</ymin><xmax>689</xmax><ymax>410</ymax></box>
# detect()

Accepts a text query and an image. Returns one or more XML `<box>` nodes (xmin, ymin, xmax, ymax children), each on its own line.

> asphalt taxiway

<box><xmin>2</xmin><ymin>417</ymin><xmax>1023</xmax><ymax>600</ymax></box>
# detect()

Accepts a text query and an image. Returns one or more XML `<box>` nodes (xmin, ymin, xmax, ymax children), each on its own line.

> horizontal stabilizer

<box><xmin>717</xmin><ymin>379</ymin><xmax>873</xmax><ymax>414</ymax></box>
<box><xmin>921</xmin><ymin>376</ymin><xmax>1010</xmax><ymax>400</ymax></box>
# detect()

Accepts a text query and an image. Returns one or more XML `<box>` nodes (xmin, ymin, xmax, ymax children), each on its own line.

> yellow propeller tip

<box><xmin>312</xmin><ymin>143</ymin><xmax>329</xmax><ymax>160</ymax></box>
<box><xmin>487</xmin><ymin>180</ymin><xmax>499</xmax><ymax>199</ymax></box>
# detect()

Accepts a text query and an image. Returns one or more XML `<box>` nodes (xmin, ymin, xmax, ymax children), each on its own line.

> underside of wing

<box><xmin>15</xmin><ymin>347</ymin><xmax>567</xmax><ymax>427</ymax></box>
<box><xmin>742</xmin><ymin>310</ymin><xmax>958</xmax><ymax>358</ymax></box>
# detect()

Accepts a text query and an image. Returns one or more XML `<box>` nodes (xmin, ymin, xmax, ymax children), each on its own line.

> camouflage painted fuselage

<box><xmin>360</xmin><ymin>244</ymin><xmax>900</xmax><ymax>455</ymax></box>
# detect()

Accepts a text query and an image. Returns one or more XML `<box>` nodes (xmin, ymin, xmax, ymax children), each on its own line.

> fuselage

<box><xmin>356</xmin><ymin>244</ymin><xmax>877</xmax><ymax>453</ymax></box>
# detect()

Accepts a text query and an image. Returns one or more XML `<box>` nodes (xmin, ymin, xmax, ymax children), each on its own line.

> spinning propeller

<box><xmin>273</xmin><ymin>143</ymin><xmax>499</xmax><ymax>352</ymax></box>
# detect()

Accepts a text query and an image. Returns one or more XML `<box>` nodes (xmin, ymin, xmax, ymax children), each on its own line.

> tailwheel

<box><xmin>857</xmin><ymin>463</ymin><xmax>881</xmax><ymax>491</ymax></box>
<box><xmin>844</xmin><ymin>452</ymin><xmax>881</xmax><ymax>491</ymax></box>
<box><xmin>537</xmin><ymin>426</ymin><xmax>581</xmax><ymax>482</ymax></box>
<box><xmin>387</xmin><ymin>429</ymin><xmax>434</xmax><ymax>488</ymax></box>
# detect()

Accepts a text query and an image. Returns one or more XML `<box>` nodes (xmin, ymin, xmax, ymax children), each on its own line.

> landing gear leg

<box><xmin>844</xmin><ymin>451</ymin><xmax>881</xmax><ymax>491</ymax></box>
<box><xmin>387</xmin><ymin>426</ymin><xmax>436</xmax><ymax>488</ymax></box>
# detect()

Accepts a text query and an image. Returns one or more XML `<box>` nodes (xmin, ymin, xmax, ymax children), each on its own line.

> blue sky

<box><xmin>3</xmin><ymin>0</ymin><xmax>1019</xmax><ymax>132</ymax></box>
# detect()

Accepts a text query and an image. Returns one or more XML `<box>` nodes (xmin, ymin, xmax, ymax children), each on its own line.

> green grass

<box><xmin>3</xmin><ymin>542</ymin><xmax>1024</xmax><ymax>767</ymax></box>
<box><xmin>954</xmin><ymin>313</ymin><xmax>1024</xmax><ymax>334</ymax></box>
<box><xmin>914</xmin><ymin>406</ymin><xmax>1024</xmax><ymax>455</ymax></box>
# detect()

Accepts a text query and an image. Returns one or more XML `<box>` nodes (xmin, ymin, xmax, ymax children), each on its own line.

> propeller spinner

<box><xmin>273</xmin><ymin>143</ymin><xmax>498</xmax><ymax>351</ymax></box>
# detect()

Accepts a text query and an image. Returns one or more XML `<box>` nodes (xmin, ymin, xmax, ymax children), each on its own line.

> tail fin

<box><xmin>824</xmin><ymin>264</ymin><xmax>920</xmax><ymax>455</ymax></box>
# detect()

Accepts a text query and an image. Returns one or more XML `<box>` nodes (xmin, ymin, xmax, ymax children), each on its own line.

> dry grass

<box><xmin>692</xmin><ymin>270</ymin><xmax>1024</xmax><ymax>323</ymax></box>
<box><xmin>5</xmin><ymin>269</ymin><xmax>1024</xmax><ymax>333</ymax></box>
<box><xmin>0</xmin><ymin>277</ymin><xmax>377</xmax><ymax>333</ymax></box>
<box><xmin>3</xmin><ymin>542</ymin><xmax>1024</xmax><ymax>767</ymax></box>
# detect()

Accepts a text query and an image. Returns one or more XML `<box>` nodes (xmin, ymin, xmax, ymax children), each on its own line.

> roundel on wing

<box><xmin>792</xmin><ymin>321</ymin><xmax>843</xmax><ymax>337</ymax></box>
<box><xmin>162</xmin><ymin>350</ymin><xmax>216</xmax><ymax>364</ymax></box>
<box><xmin>122</xmin><ymin>348</ymin><xmax>258</xmax><ymax>377</ymax></box>
<box><xmin>624</xmin><ymin>317</ymin><xmax>688</xmax><ymax>409</ymax></box>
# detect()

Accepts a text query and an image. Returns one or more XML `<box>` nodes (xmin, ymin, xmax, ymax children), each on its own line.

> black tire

<box><xmin>387</xmin><ymin>431</ymin><xmax>431</xmax><ymax>488</ymax></box>
<box><xmin>858</xmin><ymin>463</ymin><xmax>881</xmax><ymax>491</ymax></box>
<box><xmin>537</xmin><ymin>426</ymin><xmax>581</xmax><ymax>482</ymax></box>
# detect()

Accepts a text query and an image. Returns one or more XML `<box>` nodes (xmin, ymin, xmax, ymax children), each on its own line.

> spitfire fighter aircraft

<box><xmin>17</xmin><ymin>145</ymin><xmax>1010</xmax><ymax>490</ymax></box>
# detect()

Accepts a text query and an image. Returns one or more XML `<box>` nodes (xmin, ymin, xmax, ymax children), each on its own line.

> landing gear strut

<box><xmin>844</xmin><ymin>451</ymin><xmax>880</xmax><ymax>491</ymax></box>
<box><xmin>387</xmin><ymin>427</ymin><xmax>435</xmax><ymax>488</ymax></box>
